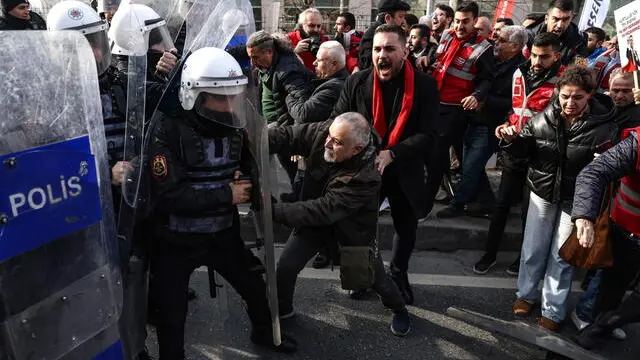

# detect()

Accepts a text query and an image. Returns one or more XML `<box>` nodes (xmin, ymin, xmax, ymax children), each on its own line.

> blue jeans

<box><xmin>451</xmin><ymin>124</ymin><xmax>495</xmax><ymax>208</ymax></box>
<box><xmin>576</xmin><ymin>270</ymin><xmax>602</xmax><ymax>323</ymax></box>
<box><xmin>517</xmin><ymin>191</ymin><xmax>575</xmax><ymax>322</ymax></box>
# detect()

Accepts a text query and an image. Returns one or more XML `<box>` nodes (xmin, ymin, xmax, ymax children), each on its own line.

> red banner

<box><xmin>493</xmin><ymin>0</ymin><xmax>516</xmax><ymax>26</ymax></box>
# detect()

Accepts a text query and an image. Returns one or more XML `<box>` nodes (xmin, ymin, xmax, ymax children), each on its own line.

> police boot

<box><xmin>250</xmin><ymin>326</ymin><xmax>299</xmax><ymax>353</ymax></box>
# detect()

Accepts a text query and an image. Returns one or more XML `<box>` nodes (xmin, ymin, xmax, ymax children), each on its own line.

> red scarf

<box><xmin>434</xmin><ymin>34</ymin><xmax>466</xmax><ymax>90</ymax></box>
<box><xmin>372</xmin><ymin>59</ymin><xmax>415</xmax><ymax>149</ymax></box>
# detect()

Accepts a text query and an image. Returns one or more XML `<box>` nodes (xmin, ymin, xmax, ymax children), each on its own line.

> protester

<box><xmin>407</xmin><ymin>23</ymin><xmax>436</xmax><ymax>70</ymax></box>
<box><xmin>474</xmin><ymin>16</ymin><xmax>492</xmax><ymax>39</ymax></box>
<box><xmin>334</xmin><ymin>11</ymin><xmax>363</xmax><ymax>72</ymax></box>
<box><xmin>585</xmin><ymin>27</ymin><xmax>606</xmax><ymax>67</ymax></box>
<box><xmin>358</xmin><ymin>0</ymin><xmax>410</xmax><ymax>70</ymax></box>
<box><xmin>431</xmin><ymin>3</ymin><xmax>454</xmax><ymax>42</ymax></box>
<box><xmin>0</xmin><ymin>0</ymin><xmax>46</xmax><ymax>30</ymax></box>
<box><xmin>289</xmin><ymin>8</ymin><xmax>327</xmax><ymax>71</ymax></box>
<box><xmin>591</xmin><ymin>38</ymin><xmax>620</xmax><ymax>94</ymax></box>
<box><xmin>493</xmin><ymin>18</ymin><xmax>514</xmax><ymax>40</ymax></box>
<box><xmin>332</xmin><ymin>24</ymin><xmax>440</xmax><ymax>305</ymax></box>
<box><xmin>499</xmin><ymin>66</ymin><xmax>616</xmax><ymax>331</ymax></box>
<box><xmin>524</xmin><ymin>0</ymin><xmax>588</xmax><ymax>65</ymax></box>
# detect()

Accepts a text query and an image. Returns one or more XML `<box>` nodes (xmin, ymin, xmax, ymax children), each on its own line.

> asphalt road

<box><xmin>145</xmin><ymin>249</ymin><xmax>639</xmax><ymax>360</ymax></box>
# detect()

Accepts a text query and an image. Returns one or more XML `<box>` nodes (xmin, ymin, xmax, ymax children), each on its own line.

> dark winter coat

<box><xmin>0</xmin><ymin>10</ymin><xmax>45</xmax><ymax>30</ymax></box>
<box><xmin>525</xmin><ymin>20</ymin><xmax>588</xmax><ymax>65</ymax></box>
<box><xmin>286</xmin><ymin>68</ymin><xmax>349</xmax><ymax>124</ymax></box>
<box><xmin>572</xmin><ymin>132</ymin><xmax>639</xmax><ymax>222</ymax></box>
<box><xmin>269</xmin><ymin>121</ymin><xmax>381</xmax><ymax>247</ymax></box>
<box><xmin>357</xmin><ymin>20</ymin><xmax>383</xmax><ymax>70</ymax></box>
<box><xmin>504</xmin><ymin>94</ymin><xmax>616</xmax><ymax>203</ymax></box>
<box><xmin>258</xmin><ymin>51</ymin><xmax>314</xmax><ymax>126</ymax></box>
<box><xmin>331</xmin><ymin>66</ymin><xmax>441</xmax><ymax>215</ymax></box>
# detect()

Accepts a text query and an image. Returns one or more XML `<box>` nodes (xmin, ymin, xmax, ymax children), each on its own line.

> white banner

<box><xmin>578</xmin><ymin>0</ymin><xmax>610</xmax><ymax>31</ymax></box>
<box><xmin>615</xmin><ymin>0</ymin><xmax>640</xmax><ymax>73</ymax></box>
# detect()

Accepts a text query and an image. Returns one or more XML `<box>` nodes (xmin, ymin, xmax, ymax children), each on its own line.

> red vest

<box><xmin>592</xmin><ymin>48</ymin><xmax>621</xmax><ymax>94</ymax></box>
<box><xmin>610</xmin><ymin>127</ymin><xmax>640</xmax><ymax>236</ymax></box>
<box><xmin>508</xmin><ymin>65</ymin><xmax>565</xmax><ymax>131</ymax></box>
<box><xmin>287</xmin><ymin>30</ymin><xmax>326</xmax><ymax>71</ymax></box>
<box><xmin>345</xmin><ymin>30</ymin><xmax>363</xmax><ymax>72</ymax></box>
<box><xmin>433</xmin><ymin>29</ymin><xmax>492</xmax><ymax>104</ymax></box>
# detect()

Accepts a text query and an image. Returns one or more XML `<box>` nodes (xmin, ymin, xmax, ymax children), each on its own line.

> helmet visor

<box><xmin>195</xmin><ymin>90</ymin><xmax>248</xmax><ymax>129</ymax></box>
<box><xmin>86</xmin><ymin>29</ymin><xmax>112</xmax><ymax>75</ymax></box>
<box><xmin>146</xmin><ymin>21</ymin><xmax>175</xmax><ymax>52</ymax></box>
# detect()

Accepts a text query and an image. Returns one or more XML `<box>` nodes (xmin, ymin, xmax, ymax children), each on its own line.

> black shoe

<box><xmin>349</xmin><ymin>288</ymin><xmax>372</xmax><ymax>300</ymax></box>
<box><xmin>392</xmin><ymin>272</ymin><xmax>414</xmax><ymax>306</ymax></box>
<box><xmin>436</xmin><ymin>204</ymin><xmax>464</xmax><ymax>219</ymax></box>
<box><xmin>579</xmin><ymin>323</ymin><xmax>606</xmax><ymax>349</ymax></box>
<box><xmin>465</xmin><ymin>203</ymin><xmax>492</xmax><ymax>218</ymax></box>
<box><xmin>506</xmin><ymin>257</ymin><xmax>520</xmax><ymax>276</ymax></box>
<box><xmin>187</xmin><ymin>287</ymin><xmax>197</xmax><ymax>301</ymax></box>
<box><xmin>391</xmin><ymin>308</ymin><xmax>411</xmax><ymax>336</ymax></box>
<box><xmin>473</xmin><ymin>253</ymin><xmax>496</xmax><ymax>275</ymax></box>
<box><xmin>312</xmin><ymin>252</ymin><xmax>330</xmax><ymax>269</ymax></box>
<box><xmin>251</xmin><ymin>326</ymin><xmax>299</xmax><ymax>353</ymax></box>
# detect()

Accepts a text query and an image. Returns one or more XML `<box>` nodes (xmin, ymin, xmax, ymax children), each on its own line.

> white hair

<box><xmin>334</xmin><ymin>112</ymin><xmax>370</xmax><ymax>147</ymax></box>
<box><xmin>298</xmin><ymin>8</ymin><xmax>322</xmax><ymax>25</ymax></box>
<box><xmin>500</xmin><ymin>25</ymin><xmax>528</xmax><ymax>49</ymax></box>
<box><xmin>419</xmin><ymin>15</ymin><xmax>432</xmax><ymax>28</ymax></box>
<box><xmin>319</xmin><ymin>40</ymin><xmax>346</xmax><ymax>68</ymax></box>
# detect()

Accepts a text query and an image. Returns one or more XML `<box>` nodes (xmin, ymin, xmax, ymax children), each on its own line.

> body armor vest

<box><xmin>168</xmin><ymin>127</ymin><xmax>243</xmax><ymax>234</ymax></box>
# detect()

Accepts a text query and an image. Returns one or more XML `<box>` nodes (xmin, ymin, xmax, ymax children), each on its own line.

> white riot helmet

<box><xmin>47</xmin><ymin>1</ymin><xmax>112</xmax><ymax>75</ymax></box>
<box><xmin>179</xmin><ymin>47</ymin><xmax>248</xmax><ymax>128</ymax></box>
<box><xmin>108</xmin><ymin>4</ymin><xmax>175</xmax><ymax>56</ymax></box>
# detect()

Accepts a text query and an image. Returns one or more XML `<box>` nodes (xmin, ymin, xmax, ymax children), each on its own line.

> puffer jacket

<box><xmin>0</xmin><ymin>10</ymin><xmax>46</xmax><ymax>30</ymax></box>
<box><xmin>258</xmin><ymin>51</ymin><xmax>314</xmax><ymax>126</ymax></box>
<box><xmin>505</xmin><ymin>94</ymin><xmax>616</xmax><ymax>203</ymax></box>
<box><xmin>286</xmin><ymin>68</ymin><xmax>349</xmax><ymax>124</ymax></box>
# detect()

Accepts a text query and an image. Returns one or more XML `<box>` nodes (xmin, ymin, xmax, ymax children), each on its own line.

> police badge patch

<box><xmin>152</xmin><ymin>155</ymin><xmax>168</xmax><ymax>179</ymax></box>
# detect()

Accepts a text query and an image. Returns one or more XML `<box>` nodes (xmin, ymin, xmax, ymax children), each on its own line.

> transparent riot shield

<box><xmin>122</xmin><ymin>0</ymin><xmax>184</xmax><ymax>43</ymax></box>
<box><xmin>446</xmin><ymin>307</ymin><xmax>608</xmax><ymax>360</ymax></box>
<box><xmin>263</xmin><ymin>1</ymin><xmax>280</xmax><ymax>33</ymax></box>
<box><xmin>243</xmin><ymin>99</ymin><xmax>282</xmax><ymax>347</ymax></box>
<box><xmin>0</xmin><ymin>31</ymin><xmax>124</xmax><ymax>359</ymax></box>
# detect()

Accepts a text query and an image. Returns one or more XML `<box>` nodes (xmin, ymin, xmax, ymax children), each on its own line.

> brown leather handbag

<box><xmin>559</xmin><ymin>185</ymin><xmax>614</xmax><ymax>269</ymax></box>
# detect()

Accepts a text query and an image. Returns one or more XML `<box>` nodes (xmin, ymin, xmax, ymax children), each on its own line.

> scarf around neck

<box><xmin>372</xmin><ymin>59</ymin><xmax>415</xmax><ymax>149</ymax></box>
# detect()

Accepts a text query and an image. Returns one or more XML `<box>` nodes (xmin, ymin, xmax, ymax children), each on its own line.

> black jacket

<box><xmin>331</xmin><ymin>66</ymin><xmax>440</xmax><ymax>214</ymax></box>
<box><xmin>287</xmin><ymin>68</ymin><xmax>349</xmax><ymax>124</ymax></box>
<box><xmin>0</xmin><ymin>10</ymin><xmax>45</xmax><ymax>30</ymax></box>
<box><xmin>572</xmin><ymin>132</ymin><xmax>638</xmax><ymax>222</ymax></box>
<box><xmin>258</xmin><ymin>51</ymin><xmax>314</xmax><ymax>126</ymax></box>
<box><xmin>269</xmin><ymin>121</ymin><xmax>380</xmax><ymax>247</ymax></box>
<box><xmin>526</xmin><ymin>20</ymin><xmax>588</xmax><ymax>65</ymax></box>
<box><xmin>504</xmin><ymin>94</ymin><xmax>616</xmax><ymax>203</ymax></box>
<box><xmin>612</xmin><ymin>104</ymin><xmax>640</xmax><ymax>142</ymax></box>
<box><xmin>474</xmin><ymin>53</ymin><xmax>526</xmax><ymax>128</ymax></box>
<box><xmin>357</xmin><ymin>20</ymin><xmax>383</xmax><ymax>70</ymax></box>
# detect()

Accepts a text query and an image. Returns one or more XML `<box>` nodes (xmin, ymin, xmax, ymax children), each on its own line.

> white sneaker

<box><xmin>611</xmin><ymin>328</ymin><xmax>627</xmax><ymax>340</ymax></box>
<box><xmin>571</xmin><ymin>309</ymin><xmax>590</xmax><ymax>331</ymax></box>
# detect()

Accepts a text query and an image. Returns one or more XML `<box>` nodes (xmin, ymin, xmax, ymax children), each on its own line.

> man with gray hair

<box><xmin>268</xmin><ymin>112</ymin><xmax>412</xmax><ymax>336</ymax></box>
<box><xmin>288</xmin><ymin>7</ymin><xmax>327</xmax><ymax>71</ymax></box>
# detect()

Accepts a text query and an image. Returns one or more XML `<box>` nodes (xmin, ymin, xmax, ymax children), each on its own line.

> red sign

<box><xmin>493</xmin><ymin>0</ymin><xmax>515</xmax><ymax>26</ymax></box>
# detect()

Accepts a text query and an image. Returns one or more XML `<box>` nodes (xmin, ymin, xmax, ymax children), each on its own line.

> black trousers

<box><xmin>593</xmin><ymin>223</ymin><xmax>640</xmax><ymax>316</ymax></box>
<box><xmin>151</xmin><ymin>227</ymin><xmax>271</xmax><ymax>360</ymax></box>
<box><xmin>381</xmin><ymin>173</ymin><xmax>418</xmax><ymax>274</ymax></box>
<box><xmin>484</xmin><ymin>157</ymin><xmax>529</xmax><ymax>256</ymax></box>
<box><xmin>277</xmin><ymin>227</ymin><xmax>405</xmax><ymax>314</ymax></box>
<box><xmin>424</xmin><ymin>104</ymin><xmax>471</xmax><ymax>214</ymax></box>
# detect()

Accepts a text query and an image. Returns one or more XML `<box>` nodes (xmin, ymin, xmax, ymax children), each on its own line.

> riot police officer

<box><xmin>147</xmin><ymin>47</ymin><xmax>298</xmax><ymax>359</ymax></box>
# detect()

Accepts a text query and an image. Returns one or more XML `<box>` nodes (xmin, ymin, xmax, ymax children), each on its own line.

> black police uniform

<box><xmin>147</xmin><ymin>109</ymin><xmax>282</xmax><ymax>359</ymax></box>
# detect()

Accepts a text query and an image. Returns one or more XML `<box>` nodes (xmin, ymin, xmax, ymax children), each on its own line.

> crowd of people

<box><xmin>2</xmin><ymin>0</ymin><xmax>640</xmax><ymax>358</ymax></box>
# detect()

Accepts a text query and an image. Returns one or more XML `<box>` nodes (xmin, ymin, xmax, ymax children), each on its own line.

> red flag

<box><xmin>493</xmin><ymin>0</ymin><xmax>516</xmax><ymax>26</ymax></box>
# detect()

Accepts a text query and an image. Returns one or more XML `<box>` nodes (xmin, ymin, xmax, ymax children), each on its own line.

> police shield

<box><xmin>446</xmin><ymin>307</ymin><xmax>608</xmax><ymax>360</ymax></box>
<box><xmin>184</xmin><ymin>0</ymin><xmax>243</xmax><ymax>52</ymax></box>
<box><xmin>0</xmin><ymin>31</ymin><xmax>124</xmax><ymax>359</ymax></box>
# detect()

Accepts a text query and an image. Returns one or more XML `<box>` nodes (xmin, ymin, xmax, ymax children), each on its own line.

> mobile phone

<box><xmin>595</xmin><ymin>140</ymin><xmax>613</xmax><ymax>153</ymax></box>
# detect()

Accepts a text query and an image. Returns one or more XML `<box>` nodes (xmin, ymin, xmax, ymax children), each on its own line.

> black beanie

<box><xmin>2</xmin><ymin>0</ymin><xmax>28</xmax><ymax>13</ymax></box>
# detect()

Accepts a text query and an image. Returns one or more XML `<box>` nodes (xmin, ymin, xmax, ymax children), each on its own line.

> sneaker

<box><xmin>473</xmin><ymin>253</ymin><xmax>496</xmax><ymax>275</ymax></box>
<box><xmin>571</xmin><ymin>309</ymin><xmax>590</xmax><ymax>331</ymax></box>
<box><xmin>506</xmin><ymin>257</ymin><xmax>520</xmax><ymax>276</ymax></box>
<box><xmin>391</xmin><ymin>308</ymin><xmax>411</xmax><ymax>336</ymax></box>
<box><xmin>435</xmin><ymin>188</ymin><xmax>449</xmax><ymax>202</ymax></box>
<box><xmin>436</xmin><ymin>204</ymin><xmax>464</xmax><ymax>219</ymax></box>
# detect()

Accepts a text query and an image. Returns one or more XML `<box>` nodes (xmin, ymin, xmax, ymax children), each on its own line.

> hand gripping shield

<box><xmin>0</xmin><ymin>32</ymin><xmax>124</xmax><ymax>359</ymax></box>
